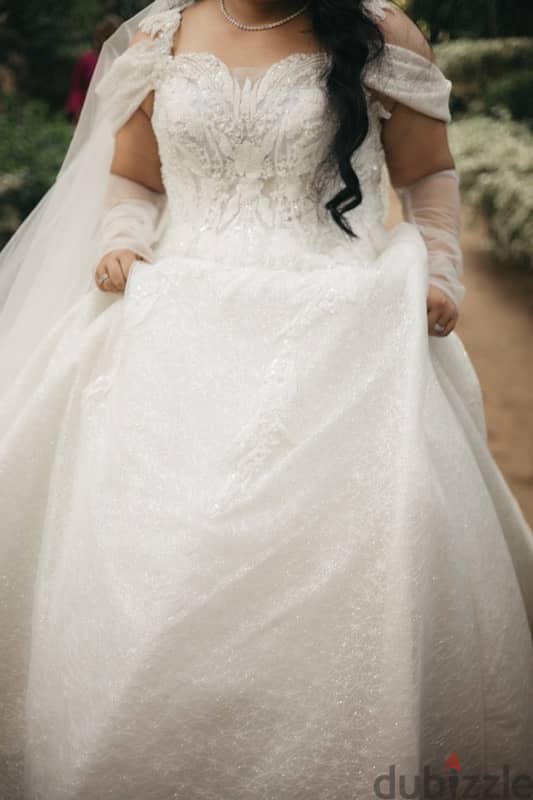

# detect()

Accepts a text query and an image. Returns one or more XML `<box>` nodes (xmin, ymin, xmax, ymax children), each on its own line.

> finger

<box><xmin>442</xmin><ymin>316</ymin><xmax>457</xmax><ymax>337</ymax></box>
<box><xmin>117</xmin><ymin>252</ymin><xmax>137</xmax><ymax>284</ymax></box>
<box><xmin>116</xmin><ymin>254</ymin><xmax>130</xmax><ymax>285</ymax></box>
<box><xmin>106</xmin><ymin>257</ymin><xmax>126</xmax><ymax>293</ymax></box>
<box><xmin>427</xmin><ymin>305</ymin><xmax>443</xmax><ymax>334</ymax></box>
<box><xmin>429</xmin><ymin>317</ymin><xmax>449</xmax><ymax>336</ymax></box>
<box><xmin>95</xmin><ymin>258</ymin><xmax>114</xmax><ymax>293</ymax></box>
<box><xmin>430</xmin><ymin>318</ymin><xmax>448</xmax><ymax>337</ymax></box>
<box><xmin>433</xmin><ymin>308</ymin><xmax>456</xmax><ymax>337</ymax></box>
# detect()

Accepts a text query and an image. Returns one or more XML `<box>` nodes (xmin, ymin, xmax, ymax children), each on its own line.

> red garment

<box><xmin>66</xmin><ymin>50</ymin><xmax>99</xmax><ymax>121</ymax></box>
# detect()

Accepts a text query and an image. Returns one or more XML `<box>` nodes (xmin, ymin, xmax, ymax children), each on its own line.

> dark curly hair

<box><xmin>309</xmin><ymin>0</ymin><xmax>386</xmax><ymax>238</ymax></box>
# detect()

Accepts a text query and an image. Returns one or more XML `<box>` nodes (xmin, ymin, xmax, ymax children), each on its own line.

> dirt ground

<box><xmin>387</xmin><ymin>194</ymin><xmax>533</xmax><ymax>528</ymax></box>
<box><xmin>457</xmin><ymin>223</ymin><xmax>533</xmax><ymax>528</ymax></box>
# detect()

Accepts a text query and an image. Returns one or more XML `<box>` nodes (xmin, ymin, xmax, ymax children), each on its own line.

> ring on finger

<box><xmin>98</xmin><ymin>272</ymin><xmax>110</xmax><ymax>287</ymax></box>
<box><xmin>433</xmin><ymin>322</ymin><xmax>446</xmax><ymax>334</ymax></box>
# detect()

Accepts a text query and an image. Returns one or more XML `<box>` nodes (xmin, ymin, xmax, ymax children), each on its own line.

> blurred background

<box><xmin>0</xmin><ymin>0</ymin><xmax>532</xmax><ymax>522</ymax></box>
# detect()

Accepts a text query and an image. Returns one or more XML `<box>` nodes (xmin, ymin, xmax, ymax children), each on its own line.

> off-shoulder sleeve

<box><xmin>95</xmin><ymin>40</ymin><xmax>161</xmax><ymax>131</ymax></box>
<box><xmin>362</xmin><ymin>1</ymin><xmax>452</xmax><ymax>122</ymax></box>
<box><xmin>94</xmin><ymin>7</ymin><xmax>184</xmax><ymax>132</ymax></box>
<box><xmin>363</xmin><ymin>44</ymin><xmax>452</xmax><ymax>122</ymax></box>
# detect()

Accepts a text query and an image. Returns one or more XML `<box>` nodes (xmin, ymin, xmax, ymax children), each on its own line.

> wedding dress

<box><xmin>1</xmin><ymin>0</ymin><xmax>533</xmax><ymax>798</ymax></box>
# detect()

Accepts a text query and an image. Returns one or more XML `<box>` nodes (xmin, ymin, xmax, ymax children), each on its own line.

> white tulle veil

<box><xmin>0</xmin><ymin>0</ymin><xmax>176</xmax><ymax>396</ymax></box>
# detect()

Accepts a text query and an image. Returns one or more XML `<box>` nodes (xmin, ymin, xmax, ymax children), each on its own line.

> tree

<box><xmin>0</xmin><ymin>0</ymin><xmax>146</xmax><ymax>109</ymax></box>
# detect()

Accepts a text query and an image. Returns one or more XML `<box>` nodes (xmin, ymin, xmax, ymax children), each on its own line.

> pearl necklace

<box><xmin>219</xmin><ymin>0</ymin><xmax>310</xmax><ymax>30</ymax></box>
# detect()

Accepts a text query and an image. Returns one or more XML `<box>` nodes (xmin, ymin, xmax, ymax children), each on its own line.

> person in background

<box><xmin>66</xmin><ymin>14</ymin><xmax>122</xmax><ymax>122</ymax></box>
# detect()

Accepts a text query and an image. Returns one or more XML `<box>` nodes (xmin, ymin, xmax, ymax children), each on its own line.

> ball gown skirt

<box><xmin>1</xmin><ymin>220</ymin><xmax>533</xmax><ymax>799</ymax></box>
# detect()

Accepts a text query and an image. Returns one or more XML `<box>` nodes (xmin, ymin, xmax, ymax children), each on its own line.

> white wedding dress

<box><xmin>1</xmin><ymin>1</ymin><xmax>533</xmax><ymax>798</ymax></box>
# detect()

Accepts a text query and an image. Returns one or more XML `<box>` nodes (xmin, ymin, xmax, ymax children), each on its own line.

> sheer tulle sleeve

<box><xmin>99</xmin><ymin>175</ymin><xmax>166</xmax><ymax>263</ymax></box>
<box><xmin>362</xmin><ymin>2</ymin><xmax>452</xmax><ymax>122</ymax></box>
<box><xmin>396</xmin><ymin>169</ymin><xmax>465</xmax><ymax>307</ymax></box>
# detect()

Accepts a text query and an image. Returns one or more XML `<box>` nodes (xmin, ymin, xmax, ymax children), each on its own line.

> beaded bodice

<box><xmin>136</xmin><ymin>3</ymin><xmax>390</xmax><ymax>265</ymax></box>
<box><xmin>96</xmin><ymin>0</ymin><xmax>451</xmax><ymax>268</ymax></box>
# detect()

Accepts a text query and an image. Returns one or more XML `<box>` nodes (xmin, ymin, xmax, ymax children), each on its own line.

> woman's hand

<box><xmin>427</xmin><ymin>284</ymin><xmax>458</xmax><ymax>337</ymax></box>
<box><xmin>95</xmin><ymin>250</ymin><xmax>142</xmax><ymax>294</ymax></box>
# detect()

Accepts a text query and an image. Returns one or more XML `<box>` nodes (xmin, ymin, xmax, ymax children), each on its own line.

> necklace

<box><xmin>218</xmin><ymin>0</ymin><xmax>310</xmax><ymax>31</ymax></box>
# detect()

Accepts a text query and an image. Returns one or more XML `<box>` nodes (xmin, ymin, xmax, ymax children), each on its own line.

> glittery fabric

<box><xmin>2</xmin><ymin>2</ymin><xmax>533</xmax><ymax>799</ymax></box>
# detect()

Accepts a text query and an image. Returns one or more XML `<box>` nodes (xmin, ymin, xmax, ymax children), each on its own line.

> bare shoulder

<box><xmin>377</xmin><ymin>3</ymin><xmax>433</xmax><ymax>62</ymax></box>
<box><xmin>364</xmin><ymin>5</ymin><xmax>436</xmax><ymax>114</ymax></box>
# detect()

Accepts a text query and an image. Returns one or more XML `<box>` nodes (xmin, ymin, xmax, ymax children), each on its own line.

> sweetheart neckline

<box><xmin>157</xmin><ymin>48</ymin><xmax>388</xmax><ymax>115</ymax></box>
<box><xmin>166</xmin><ymin>49</ymin><xmax>331</xmax><ymax>82</ymax></box>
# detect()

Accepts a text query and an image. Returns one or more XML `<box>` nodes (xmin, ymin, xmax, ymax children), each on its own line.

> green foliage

<box><xmin>435</xmin><ymin>38</ymin><xmax>533</xmax><ymax>123</ymax></box>
<box><xmin>405</xmin><ymin>0</ymin><xmax>533</xmax><ymax>40</ymax></box>
<box><xmin>449</xmin><ymin>115</ymin><xmax>533</xmax><ymax>268</ymax></box>
<box><xmin>0</xmin><ymin>0</ymin><xmax>151</xmax><ymax>244</ymax></box>
<box><xmin>112</xmin><ymin>0</ymin><xmax>152</xmax><ymax>16</ymax></box>
<box><xmin>0</xmin><ymin>0</ymin><xmax>147</xmax><ymax>109</ymax></box>
<box><xmin>483</xmin><ymin>71</ymin><xmax>533</xmax><ymax>126</ymax></box>
<box><xmin>435</xmin><ymin>38</ymin><xmax>533</xmax><ymax>84</ymax></box>
<box><xmin>0</xmin><ymin>95</ymin><xmax>73</xmax><ymax>247</ymax></box>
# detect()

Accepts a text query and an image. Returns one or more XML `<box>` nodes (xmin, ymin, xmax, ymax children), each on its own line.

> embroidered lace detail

<box><xmin>148</xmin><ymin>50</ymin><xmax>389</xmax><ymax>264</ymax></box>
<box><xmin>139</xmin><ymin>6</ymin><xmax>186</xmax><ymax>53</ymax></box>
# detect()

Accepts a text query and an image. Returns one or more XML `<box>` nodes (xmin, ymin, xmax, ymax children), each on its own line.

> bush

<box><xmin>482</xmin><ymin>70</ymin><xmax>533</xmax><ymax>125</ymax></box>
<box><xmin>435</xmin><ymin>38</ymin><xmax>533</xmax><ymax>117</ymax></box>
<box><xmin>0</xmin><ymin>95</ymin><xmax>73</xmax><ymax>247</ymax></box>
<box><xmin>449</xmin><ymin>115</ymin><xmax>533</xmax><ymax>269</ymax></box>
<box><xmin>435</xmin><ymin>38</ymin><xmax>533</xmax><ymax>82</ymax></box>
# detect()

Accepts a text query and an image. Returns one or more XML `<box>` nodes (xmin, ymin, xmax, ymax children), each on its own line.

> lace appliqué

<box><xmin>138</xmin><ymin>7</ymin><xmax>185</xmax><ymax>52</ymax></box>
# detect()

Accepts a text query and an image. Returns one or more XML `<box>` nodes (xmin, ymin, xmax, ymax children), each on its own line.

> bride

<box><xmin>1</xmin><ymin>0</ymin><xmax>533</xmax><ymax>797</ymax></box>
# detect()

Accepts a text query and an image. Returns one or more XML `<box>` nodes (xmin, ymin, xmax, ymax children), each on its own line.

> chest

<box><xmin>150</xmin><ymin>50</ymin><xmax>386</xmax><ymax>191</ymax></box>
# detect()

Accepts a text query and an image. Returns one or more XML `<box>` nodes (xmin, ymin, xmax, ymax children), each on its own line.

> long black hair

<box><xmin>309</xmin><ymin>0</ymin><xmax>385</xmax><ymax>237</ymax></box>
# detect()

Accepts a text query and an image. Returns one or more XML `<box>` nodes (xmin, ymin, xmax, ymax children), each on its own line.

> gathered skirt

<box><xmin>1</xmin><ymin>223</ymin><xmax>533</xmax><ymax>800</ymax></box>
